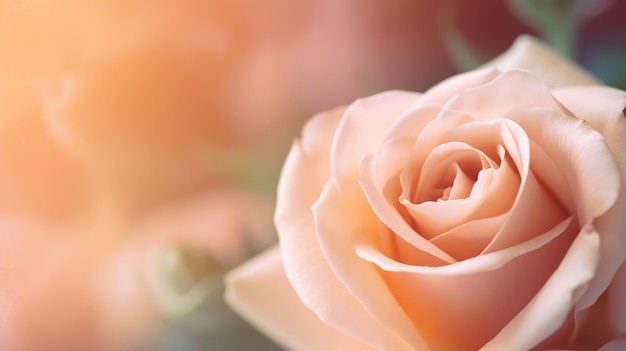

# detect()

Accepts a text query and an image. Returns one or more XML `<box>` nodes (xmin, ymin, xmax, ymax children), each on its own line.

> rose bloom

<box><xmin>226</xmin><ymin>36</ymin><xmax>626</xmax><ymax>351</ymax></box>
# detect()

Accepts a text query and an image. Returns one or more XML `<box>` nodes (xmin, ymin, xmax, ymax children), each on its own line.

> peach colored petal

<box><xmin>524</xmin><ymin>138</ymin><xmax>576</xmax><ymax>214</ymax></box>
<box><xmin>276</xmin><ymin>107</ymin><xmax>421</xmax><ymax>350</ymax></box>
<box><xmin>225</xmin><ymin>246</ymin><xmax>379</xmax><ymax>351</ymax></box>
<box><xmin>330</xmin><ymin>90</ymin><xmax>419</xmax><ymax>187</ymax></box>
<box><xmin>462</xmin><ymin>113</ymin><xmax>569</xmax><ymax>253</ymax></box>
<box><xmin>430</xmin><ymin>215</ymin><xmax>505</xmax><ymax>260</ymax></box>
<box><xmin>481</xmin><ymin>35</ymin><xmax>599</xmax><ymax>88</ymax></box>
<box><xmin>275</xmin><ymin>105</ymin><xmax>344</xmax><ymax>236</ymax></box>
<box><xmin>383</xmin><ymin>103</ymin><xmax>443</xmax><ymax>142</ymax></box>
<box><xmin>483</xmin><ymin>170</ymin><xmax>568</xmax><ymax>254</ymax></box>
<box><xmin>399</xmin><ymin>109</ymin><xmax>476</xmax><ymax>191</ymax></box>
<box><xmin>552</xmin><ymin>86</ymin><xmax>626</xmax><ymax>311</ymax></box>
<box><xmin>481</xmin><ymin>226</ymin><xmax>600</xmax><ymax>351</ymax></box>
<box><xmin>356</xmin><ymin>216</ymin><xmax>573</xmax><ymax>276</ymax></box>
<box><xmin>445</xmin><ymin>69</ymin><xmax>558</xmax><ymax>121</ymax></box>
<box><xmin>445</xmin><ymin>162</ymin><xmax>475</xmax><ymax>199</ymax></box>
<box><xmin>552</xmin><ymin>87</ymin><xmax>626</xmax><ymax>137</ymax></box>
<box><xmin>506</xmin><ymin>106</ymin><xmax>620</xmax><ymax>224</ymax></box>
<box><xmin>359</xmin><ymin>142</ymin><xmax>455</xmax><ymax>264</ymax></box>
<box><xmin>419</xmin><ymin>68</ymin><xmax>501</xmax><ymax>106</ymax></box>
<box><xmin>358</xmin><ymin>104</ymin><xmax>444</xmax><ymax>198</ymax></box>
<box><xmin>356</xmin><ymin>217</ymin><xmax>578</xmax><ymax>351</ymax></box>
<box><xmin>313</xmin><ymin>181</ymin><xmax>430</xmax><ymax>350</ymax></box>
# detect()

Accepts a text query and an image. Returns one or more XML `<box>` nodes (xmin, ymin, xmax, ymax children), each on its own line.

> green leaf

<box><xmin>507</xmin><ymin>0</ymin><xmax>610</xmax><ymax>59</ymax></box>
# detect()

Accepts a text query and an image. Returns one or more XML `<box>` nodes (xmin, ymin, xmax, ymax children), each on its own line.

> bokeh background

<box><xmin>0</xmin><ymin>0</ymin><xmax>624</xmax><ymax>350</ymax></box>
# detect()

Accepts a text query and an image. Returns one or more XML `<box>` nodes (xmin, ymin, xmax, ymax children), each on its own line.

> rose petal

<box><xmin>481</xmin><ymin>226</ymin><xmax>600</xmax><ymax>351</ymax></box>
<box><xmin>329</xmin><ymin>91</ymin><xmax>425</xmax><ymax>275</ymax></box>
<box><xmin>481</xmin><ymin>35</ymin><xmax>599</xmax><ymax>88</ymax></box>
<box><xmin>552</xmin><ymin>87</ymin><xmax>626</xmax><ymax>138</ymax></box>
<box><xmin>419</xmin><ymin>68</ymin><xmax>501</xmax><ymax>106</ymax></box>
<box><xmin>330</xmin><ymin>90</ymin><xmax>419</xmax><ymax>187</ymax></box>
<box><xmin>359</xmin><ymin>140</ymin><xmax>455</xmax><ymax>264</ymax></box>
<box><xmin>445</xmin><ymin>69</ymin><xmax>558</xmax><ymax>121</ymax></box>
<box><xmin>355</xmin><ymin>217</ymin><xmax>578</xmax><ymax>351</ymax></box>
<box><xmin>483</xmin><ymin>170</ymin><xmax>568</xmax><ymax>254</ymax></box>
<box><xmin>354</xmin><ymin>97</ymin><xmax>459</xmax><ymax>265</ymax></box>
<box><xmin>276</xmin><ymin>106</ymin><xmax>422</xmax><ymax>350</ymax></box>
<box><xmin>399</xmin><ymin>108</ymin><xmax>475</xmax><ymax>190</ymax></box>
<box><xmin>552</xmin><ymin>86</ymin><xmax>626</xmax><ymax>311</ymax></box>
<box><xmin>430</xmin><ymin>215</ymin><xmax>505</xmax><ymax>260</ymax></box>
<box><xmin>313</xmin><ymin>181</ymin><xmax>431</xmax><ymax>350</ymax></box>
<box><xmin>475</xmin><ymin>115</ymin><xmax>569</xmax><ymax>253</ymax></box>
<box><xmin>225</xmin><ymin>246</ymin><xmax>378</xmax><ymax>351</ymax></box>
<box><xmin>383</xmin><ymin>104</ymin><xmax>444</xmax><ymax>142</ymax></box>
<box><xmin>506</xmin><ymin>106</ymin><xmax>620</xmax><ymax>224</ymax></box>
<box><xmin>356</xmin><ymin>216</ymin><xmax>573</xmax><ymax>276</ymax></box>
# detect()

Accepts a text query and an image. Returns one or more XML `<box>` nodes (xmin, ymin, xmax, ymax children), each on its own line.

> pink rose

<box><xmin>227</xmin><ymin>36</ymin><xmax>626</xmax><ymax>350</ymax></box>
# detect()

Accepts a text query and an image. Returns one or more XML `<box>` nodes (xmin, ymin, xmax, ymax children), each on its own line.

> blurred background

<box><xmin>0</xmin><ymin>0</ymin><xmax>624</xmax><ymax>350</ymax></box>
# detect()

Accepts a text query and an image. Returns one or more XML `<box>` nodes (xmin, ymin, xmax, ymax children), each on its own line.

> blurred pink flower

<box><xmin>0</xmin><ymin>217</ymin><xmax>151</xmax><ymax>351</ymax></box>
<box><xmin>0</xmin><ymin>187</ymin><xmax>275</xmax><ymax>351</ymax></box>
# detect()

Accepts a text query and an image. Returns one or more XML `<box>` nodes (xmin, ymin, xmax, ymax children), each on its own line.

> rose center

<box><xmin>398</xmin><ymin>140</ymin><xmax>517</xmax><ymax>239</ymax></box>
<box><xmin>411</xmin><ymin>142</ymin><xmax>494</xmax><ymax>204</ymax></box>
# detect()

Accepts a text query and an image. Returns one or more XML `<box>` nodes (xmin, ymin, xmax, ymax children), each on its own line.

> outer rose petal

<box><xmin>314</xmin><ymin>181</ymin><xmax>432</xmax><ymax>350</ymax></box>
<box><xmin>331</xmin><ymin>90</ymin><xmax>420</xmax><ymax>186</ymax></box>
<box><xmin>505</xmin><ymin>106</ymin><xmax>620</xmax><ymax>224</ymax></box>
<box><xmin>225</xmin><ymin>246</ymin><xmax>378</xmax><ymax>351</ymax></box>
<box><xmin>418</xmin><ymin>68</ymin><xmax>501</xmax><ymax>106</ymax></box>
<box><xmin>551</xmin><ymin>87</ymin><xmax>626</xmax><ymax>314</ymax></box>
<box><xmin>276</xmin><ymin>103</ymin><xmax>421</xmax><ymax>350</ymax></box>
<box><xmin>482</xmin><ymin>35</ymin><xmax>599</xmax><ymax>88</ymax></box>
<box><xmin>481</xmin><ymin>226</ymin><xmax>600</xmax><ymax>351</ymax></box>
<box><xmin>445</xmin><ymin>69</ymin><xmax>558</xmax><ymax>121</ymax></box>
